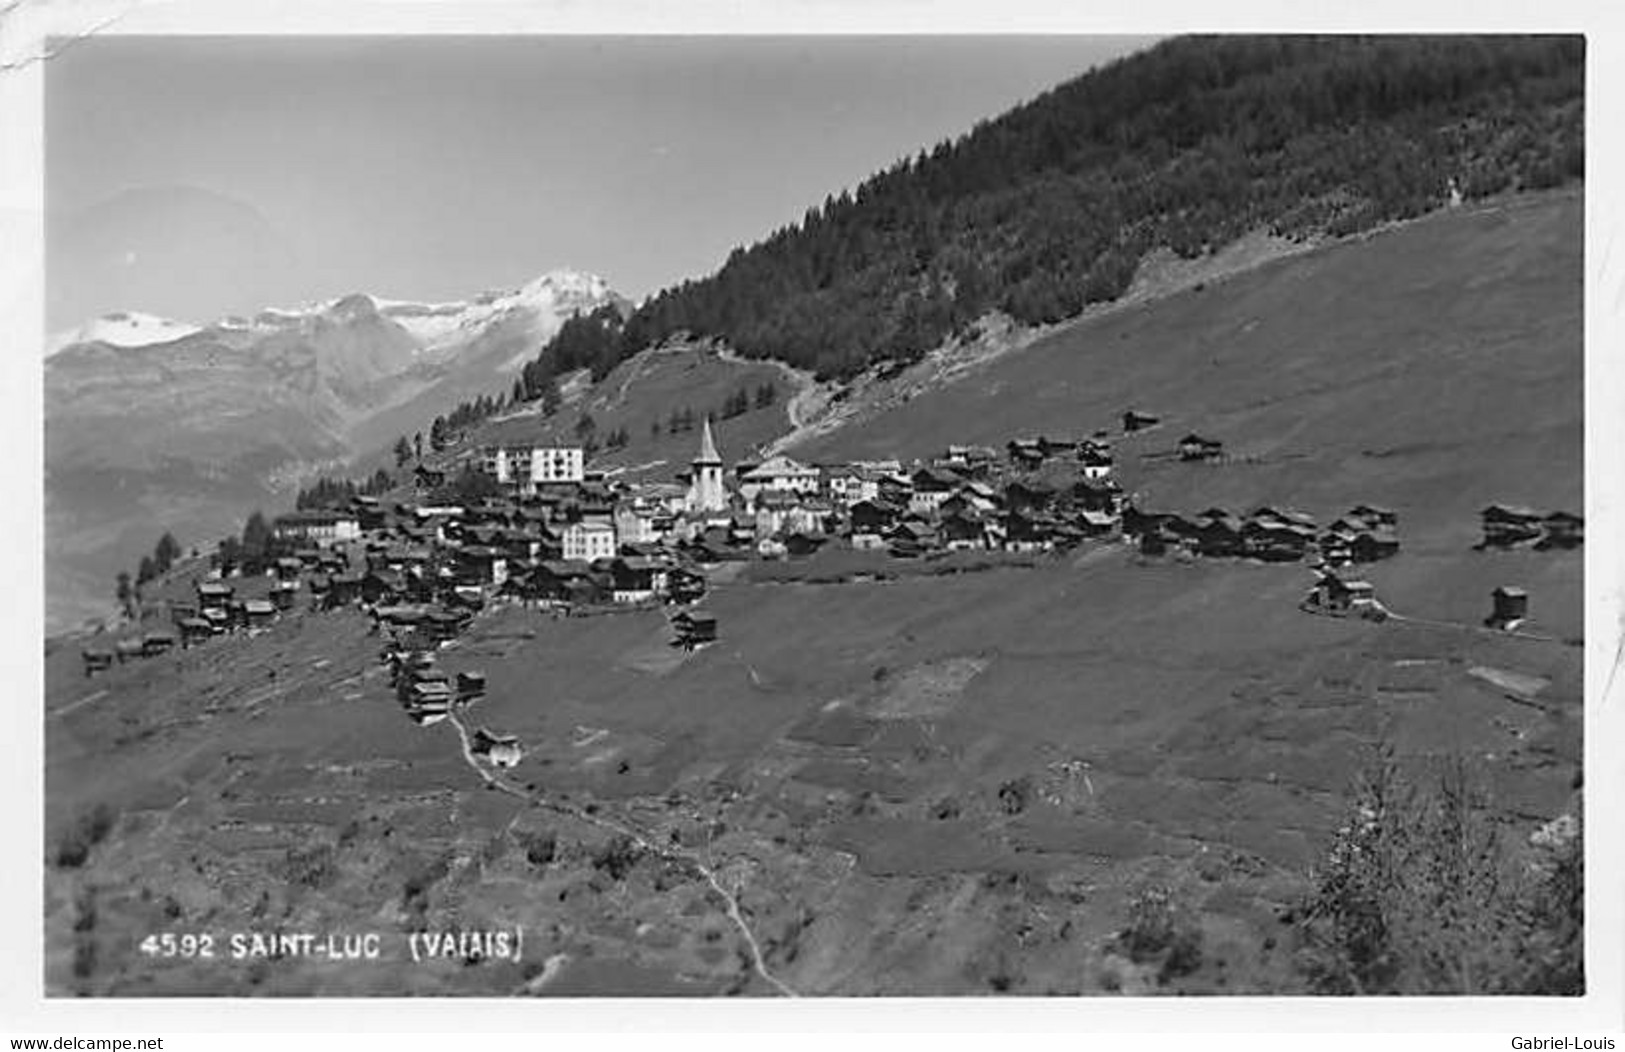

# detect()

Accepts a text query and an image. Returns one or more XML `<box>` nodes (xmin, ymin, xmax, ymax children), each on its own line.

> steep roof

<box><xmin>695</xmin><ymin>415</ymin><xmax>721</xmax><ymax>465</ymax></box>
<box><xmin>744</xmin><ymin>454</ymin><xmax>815</xmax><ymax>479</ymax></box>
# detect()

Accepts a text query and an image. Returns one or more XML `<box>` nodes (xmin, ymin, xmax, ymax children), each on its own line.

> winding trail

<box><xmin>442</xmin><ymin>707</ymin><xmax>799</xmax><ymax>997</ymax></box>
<box><xmin>1379</xmin><ymin>607</ymin><xmax>1572</xmax><ymax>646</ymax></box>
<box><xmin>711</xmin><ymin>344</ymin><xmax>823</xmax><ymax>456</ymax></box>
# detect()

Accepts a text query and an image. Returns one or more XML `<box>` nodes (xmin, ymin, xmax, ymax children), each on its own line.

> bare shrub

<box><xmin>283</xmin><ymin>843</ymin><xmax>338</xmax><ymax>890</ymax></box>
<box><xmin>53</xmin><ymin>803</ymin><xmax>118</xmax><ymax>869</ymax></box>
<box><xmin>1117</xmin><ymin>884</ymin><xmax>1204</xmax><ymax>983</ymax></box>
<box><xmin>517</xmin><ymin>829</ymin><xmax>557</xmax><ymax>867</ymax></box>
<box><xmin>1296</xmin><ymin>747</ymin><xmax>1582</xmax><ymax>995</ymax></box>
<box><xmin>590</xmin><ymin>834</ymin><xmax>643</xmax><ymax>881</ymax></box>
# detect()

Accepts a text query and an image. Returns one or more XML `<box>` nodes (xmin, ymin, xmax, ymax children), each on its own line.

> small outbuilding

<box><xmin>1486</xmin><ymin>586</ymin><xmax>1529</xmax><ymax>631</ymax></box>
<box><xmin>1122</xmin><ymin>409</ymin><xmax>1161</xmax><ymax>433</ymax></box>
<box><xmin>81</xmin><ymin>648</ymin><xmax>113</xmax><ymax>677</ymax></box>
<box><xmin>1178</xmin><ymin>433</ymin><xmax>1224</xmax><ymax>462</ymax></box>
<box><xmin>1540</xmin><ymin>512</ymin><xmax>1584</xmax><ymax>550</ymax></box>
<box><xmin>672</xmin><ymin>610</ymin><xmax>718</xmax><ymax>650</ymax></box>
<box><xmin>471</xmin><ymin>728</ymin><xmax>523</xmax><ymax>768</ymax></box>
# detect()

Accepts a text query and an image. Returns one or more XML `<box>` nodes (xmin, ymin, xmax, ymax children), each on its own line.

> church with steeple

<box><xmin>685</xmin><ymin>415</ymin><xmax>727</xmax><ymax>514</ymax></box>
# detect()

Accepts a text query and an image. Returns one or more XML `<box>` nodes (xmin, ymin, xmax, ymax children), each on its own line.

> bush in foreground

<box><xmin>1117</xmin><ymin>884</ymin><xmax>1205</xmax><ymax>984</ymax></box>
<box><xmin>1295</xmin><ymin>748</ymin><xmax>1582</xmax><ymax>994</ymax></box>
<box><xmin>52</xmin><ymin>803</ymin><xmax>117</xmax><ymax>869</ymax></box>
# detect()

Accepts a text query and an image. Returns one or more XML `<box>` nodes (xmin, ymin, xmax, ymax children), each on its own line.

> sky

<box><xmin>45</xmin><ymin>34</ymin><xmax>1157</xmax><ymax>330</ymax></box>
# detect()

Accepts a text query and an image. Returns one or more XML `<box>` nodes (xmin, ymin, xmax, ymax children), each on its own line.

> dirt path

<box><xmin>442</xmin><ymin>708</ymin><xmax>799</xmax><ymax>997</ymax></box>
<box><xmin>710</xmin><ymin>344</ymin><xmax>822</xmax><ymax>455</ymax></box>
<box><xmin>1381</xmin><ymin>607</ymin><xmax>1570</xmax><ymax>646</ymax></box>
<box><xmin>49</xmin><ymin>688</ymin><xmax>109</xmax><ymax>720</ymax></box>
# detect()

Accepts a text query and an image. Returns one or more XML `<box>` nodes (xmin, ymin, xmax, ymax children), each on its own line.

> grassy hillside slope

<box><xmin>801</xmin><ymin>189</ymin><xmax>1581</xmax><ymax>570</ymax></box>
<box><xmin>43</xmin><ymin>193</ymin><xmax>1582</xmax><ymax>997</ymax></box>
<box><xmin>426</xmin><ymin>346</ymin><xmax>792</xmax><ymax>483</ymax></box>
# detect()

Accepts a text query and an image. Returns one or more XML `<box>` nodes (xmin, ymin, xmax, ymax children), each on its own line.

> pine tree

<box><xmin>241</xmin><ymin>510</ymin><xmax>272</xmax><ymax>570</ymax></box>
<box><xmin>115</xmin><ymin>571</ymin><xmax>135</xmax><ymax>619</ymax></box>
<box><xmin>154</xmin><ymin>532</ymin><xmax>181</xmax><ymax>573</ymax></box>
<box><xmin>394</xmin><ymin>436</ymin><xmax>413</xmax><ymax>469</ymax></box>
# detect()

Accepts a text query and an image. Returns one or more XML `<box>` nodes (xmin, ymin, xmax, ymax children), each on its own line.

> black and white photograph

<box><xmin>6</xmin><ymin>0</ymin><xmax>1623</xmax><ymax>1039</ymax></box>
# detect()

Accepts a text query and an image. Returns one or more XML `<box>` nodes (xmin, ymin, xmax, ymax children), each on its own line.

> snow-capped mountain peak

<box><xmin>46</xmin><ymin>311</ymin><xmax>201</xmax><ymax>357</ymax></box>
<box><xmin>49</xmin><ymin>268</ymin><xmax>617</xmax><ymax>362</ymax></box>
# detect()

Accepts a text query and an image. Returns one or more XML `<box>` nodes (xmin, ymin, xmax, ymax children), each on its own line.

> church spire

<box><xmin>695</xmin><ymin>414</ymin><xmax>721</xmax><ymax>465</ymax></box>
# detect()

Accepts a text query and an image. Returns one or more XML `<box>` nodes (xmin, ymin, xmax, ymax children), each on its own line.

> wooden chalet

<box><xmin>939</xmin><ymin>512</ymin><xmax>989</xmax><ymax>551</ymax></box>
<box><xmin>326</xmin><ymin>572</ymin><xmax>365</xmax><ymax>607</ymax></box>
<box><xmin>361</xmin><ymin>569</ymin><xmax>406</xmax><ymax>605</ymax></box>
<box><xmin>1077</xmin><ymin>446</ymin><xmax>1114</xmax><ymax>479</ymax></box>
<box><xmin>1003</xmin><ymin>478</ymin><xmax>1058</xmax><ymax>514</ymax></box>
<box><xmin>1001</xmin><ymin>512</ymin><xmax>1053</xmax><ymax>553</ymax></box>
<box><xmin>177</xmin><ymin>617</ymin><xmax>214</xmax><ymax>646</ymax></box>
<box><xmin>1194</xmin><ymin>516</ymin><xmax>1243</xmax><ymax>557</ymax></box>
<box><xmin>1487</xmin><ymin>586</ymin><xmax>1529</xmax><ymax>630</ymax></box>
<box><xmin>848</xmin><ymin>499</ymin><xmax>900</xmax><ymax>534</ymax></box>
<box><xmin>81</xmin><ymin>648</ymin><xmax>113</xmax><ymax>677</ymax></box>
<box><xmin>1122</xmin><ymin>409</ymin><xmax>1161</xmax><ymax>433</ymax></box>
<box><xmin>671</xmin><ymin>610</ymin><xmax>718</xmax><ymax>650</ymax></box>
<box><xmin>1178</xmin><ymin>433</ymin><xmax>1224</xmax><ymax>462</ymax></box>
<box><xmin>269</xmin><ymin>581</ymin><xmax>299</xmax><ymax>611</ymax></box>
<box><xmin>456</xmin><ymin>545</ymin><xmax>509</xmax><ymax>587</ymax></box>
<box><xmin>528</xmin><ymin>559</ymin><xmax>598</xmax><ymax>602</ymax></box>
<box><xmin>195</xmin><ymin>580</ymin><xmax>234</xmax><ymax>610</ymax></box>
<box><xmin>1242</xmin><ymin>521</ymin><xmax>1308</xmax><ymax>562</ymax></box>
<box><xmin>1479</xmin><ymin>504</ymin><xmax>1545</xmax><ymax>548</ymax></box>
<box><xmin>609</xmin><ymin>556</ymin><xmax>668</xmax><ymax>603</ymax></box>
<box><xmin>456</xmin><ymin>671</ymin><xmax>488</xmax><ymax>701</ymax></box>
<box><xmin>1006</xmin><ymin>438</ymin><xmax>1047</xmax><ymax>470</ymax></box>
<box><xmin>666</xmin><ymin>566</ymin><xmax>707</xmax><ymax>605</ymax></box>
<box><xmin>907</xmin><ymin>467</ymin><xmax>959</xmax><ymax>516</ymax></box>
<box><xmin>471</xmin><ymin>728</ymin><xmax>523</xmax><ymax>768</ymax></box>
<box><xmin>1138</xmin><ymin>524</ymin><xmax>1175</xmax><ymax>556</ymax></box>
<box><xmin>1302</xmin><ymin>571</ymin><xmax>1380</xmax><ymax>617</ymax></box>
<box><xmin>1540</xmin><ymin>511</ymin><xmax>1584</xmax><ymax>549</ymax></box>
<box><xmin>1349</xmin><ymin>528</ymin><xmax>1400</xmax><ymax>563</ymax></box>
<box><xmin>1347</xmin><ymin>504</ymin><xmax>1398</xmax><ymax>529</ymax></box>
<box><xmin>888</xmin><ymin>519</ymin><xmax>936</xmax><ymax>558</ymax></box>
<box><xmin>783</xmin><ymin>532</ymin><xmax>827</xmax><ymax>557</ymax></box>
<box><xmin>1076</xmin><ymin>508</ymin><xmax>1119</xmax><ymax>537</ymax></box>
<box><xmin>241</xmin><ymin>598</ymin><xmax>277</xmax><ymax>629</ymax></box>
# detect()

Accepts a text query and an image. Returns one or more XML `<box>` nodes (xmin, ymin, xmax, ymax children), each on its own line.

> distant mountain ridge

<box><xmin>45</xmin><ymin>269</ymin><xmax>625</xmax><ymax>632</ymax></box>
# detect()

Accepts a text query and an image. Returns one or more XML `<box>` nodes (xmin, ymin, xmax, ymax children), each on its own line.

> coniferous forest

<box><xmin>514</xmin><ymin>35</ymin><xmax>1581</xmax><ymax>388</ymax></box>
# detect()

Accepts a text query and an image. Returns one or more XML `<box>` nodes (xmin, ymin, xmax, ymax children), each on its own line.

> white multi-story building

<box><xmin>272</xmin><ymin>511</ymin><xmax>362</xmax><ymax>548</ymax></box>
<box><xmin>562</xmin><ymin>520</ymin><xmax>617</xmax><ymax>563</ymax></box>
<box><xmin>737</xmin><ymin>454</ymin><xmax>820</xmax><ymax>503</ymax></box>
<box><xmin>481</xmin><ymin>445</ymin><xmax>585</xmax><ymax>492</ymax></box>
